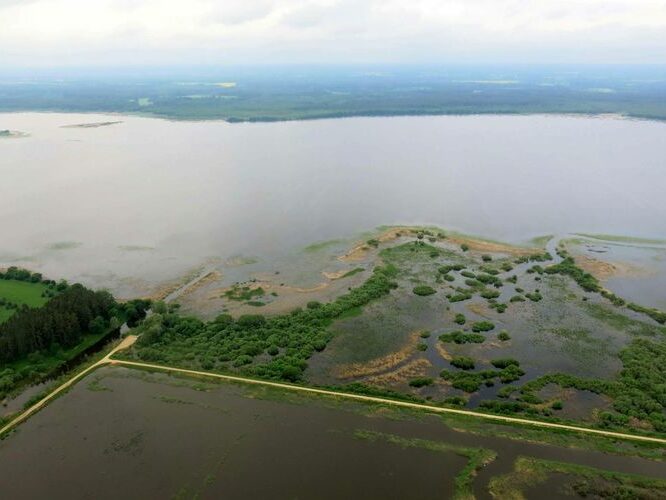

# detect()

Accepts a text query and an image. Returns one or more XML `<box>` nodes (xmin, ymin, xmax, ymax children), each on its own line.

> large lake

<box><xmin>1</xmin><ymin>112</ymin><xmax>665</xmax><ymax>297</ymax></box>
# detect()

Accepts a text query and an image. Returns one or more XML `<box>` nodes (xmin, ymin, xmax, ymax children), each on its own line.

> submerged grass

<box><xmin>354</xmin><ymin>429</ymin><xmax>496</xmax><ymax>500</ymax></box>
<box><xmin>488</xmin><ymin>456</ymin><xmax>666</xmax><ymax>499</ymax></box>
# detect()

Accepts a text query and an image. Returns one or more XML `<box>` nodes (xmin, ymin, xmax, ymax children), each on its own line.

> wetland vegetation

<box><xmin>2</xmin><ymin>226</ymin><xmax>666</xmax><ymax>499</ymax></box>
<box><xmin>115</xmin><ymin>227</ymin><xmax>666</xmax><ymax>440</ymax></box>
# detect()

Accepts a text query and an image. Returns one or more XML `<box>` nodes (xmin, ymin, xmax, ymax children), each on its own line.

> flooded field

<box><xmin>0</xmin><ymin>366</ymin><xmax>664</xmax><ymax>499</ymax></box>
<box><xmin>1</xmin><ymin>112</ymin><xmax>666</xmax><ymax>300</ymax></box>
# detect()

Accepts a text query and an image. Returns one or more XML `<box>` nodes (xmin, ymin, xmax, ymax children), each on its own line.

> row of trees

<box><xmin>0</xmin><ymin>266</ymin><xmax>65</xmax><ymax>290</ymax></box>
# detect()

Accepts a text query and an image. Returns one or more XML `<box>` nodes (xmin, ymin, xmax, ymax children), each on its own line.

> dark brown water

<box><xmin>0</xmin><ymin>366</ymin><xmax>663</xmax><ymax>499</ymax></box>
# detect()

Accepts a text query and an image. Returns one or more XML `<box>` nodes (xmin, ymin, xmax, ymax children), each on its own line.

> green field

<box><xmin>0</xmin><ymin>280</ymin><xmax>50</xmax><ymax>323</ymax></box>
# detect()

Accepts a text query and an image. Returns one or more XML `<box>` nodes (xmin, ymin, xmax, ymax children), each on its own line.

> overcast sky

<box><xmin>1</xmin><ymin>0</ymin><xmax>665</xmax><ymax>66</ymax></box>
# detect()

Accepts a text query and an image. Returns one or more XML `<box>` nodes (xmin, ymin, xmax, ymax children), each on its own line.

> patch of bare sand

<box><xmin>574</xmin><ymin>255</ymin><xmax>643</xmax><ymax>281</ymax></box>
<box><xmin>366</xmin><ymin>358</ymin><xmax>432</xmax><ymax>386</ymax></box>
<box><xmin>334</xmin><ymin>330</ymin><xmax>423</xmax><ymax>379</ymax></box>
<box><xmin>338</xmin><ymin>227</ymin><xmax>409</xmax><ymax>262</ymax></box>
<box><xmin>446</xmin><ymin>235</ymin><xmax>537</xmax><ymax>256</ymax></box>
<box><xmin>435</xmin><ymin>342</ymin><xmax>452</xmax><ymax>361</ymax></box>
<box><xmin>466</xmin><ymin>302</ymin><xmax>493</xmax><ymax>318</ymax></box>
<box><xmin>322</xmin><ymin>270</ymin><xmax>348</xmax><ymax>280</ymax></box>
<box><xmin>339</xmin><ymin>226</ymin><xmax>536</xmax><ymax>262</ymax></box>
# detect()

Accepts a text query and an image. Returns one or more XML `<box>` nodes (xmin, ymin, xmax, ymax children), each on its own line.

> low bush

<box><xmin>450</xmin><ymin>356</ymin><xmax>475</xmax><ymax>370</ymax></box>
<box><xmin>409</xmin><ymin>377</ymin><xmax>434</xmax><ymax>388</ymax></box>
<box><xmin>471</xmin><ymin>321</ymin><xmax>495</xmax><ymax>332</ymax></box>
<box><xmin>413</xmin><ymin>285</ymin><xmax>437</xmax><ymax>296</ymax></box>
<box><xmin>454</xmin><ymin>313</ymin><xmax>466</xmax><ymax>325</ymax></box>
<box><xmin>439</xmin><ymin>331</ymin><xmax>485</xmax><ymax>344</ymax></box>
<box><xmin>491</xmin><ymin>358</ymin><xmax>520</xmax><ymax>369</ymax></box>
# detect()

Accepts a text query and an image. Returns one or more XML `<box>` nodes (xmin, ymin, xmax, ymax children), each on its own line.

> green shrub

<box><xmin>439</xmin><ymin>331</ymin><xmax>485</xmax><ymax>344</ymax></box>
<box><xmin>481</xmin><ymin>289</ymin><xmax>500</xmax><ymax>300</ymax></box>
<box><xmin>482</xmin><ymin>254</ymin><xmax>492</xmax><ymax>262</ymax></box>
<box><xmin>450</xmin><ymin>356</ymin><xmax>475</xmax><ymax>370</ymax></box>
<box><xmin>497</xmin><ymin>330</ymin><xmax>511</xmax><ymax>341</ymax></box>
<box><xmin>267</xmin><ymin>345</ymin><xmax>279</xmax><ymax>356</ymax></box>
<box><xmin>454</xmin><ymin>313</ymin><xmax>466</xmax><ymax>325</ymax></box>
<box><xmin>491</xmin><ymin>303</ymin><xmax>507</xmax><ymax>313</ymax></box>
<box><xmin>491</xmin><ymin>358</ymin><xmax>520</xmax><ymax>369</ymax></box>
<box><xmin>409</xmin><ymin>377</ymin><xmax>434</xmax><ymax>388</ymax></box>
<box><xmin>545</xmin><ymin>257</ymin><xmax>600</xmax><ymax>292</ymax></box>
<box><xmin>498</xmin><ymin>364</ymin><xmax>525</xmax><ymax>383</ymax></box>
<box><xmin>413</xmin><ymin>285</ymin><xmax>436</xmax><ymax>296</ymax></box>
<box><xmin>471</xmin><ymin>321</ymin><xmax>495</xmax><ymax>332</ymax></box>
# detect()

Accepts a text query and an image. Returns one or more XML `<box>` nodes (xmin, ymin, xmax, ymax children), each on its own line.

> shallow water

<box><xmin>1</xmin><ymin>112</ymin><xmax>665</xmax><ymax>297</ymax></box>
<box><xmin>0</xmin><ymin>366</ymin><xmax>663</xmax><ymax>499</ymax></box>
<box><xmin>570</xmin><ymin>239</ymin><xmax>666</xmax><ymax>309</ymax></box>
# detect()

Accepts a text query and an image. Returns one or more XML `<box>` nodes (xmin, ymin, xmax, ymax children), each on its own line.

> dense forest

<box><xmin>0</xmin><ymin>266</ymin><xmax>150</xmax><ymax>366</ymax></box>
<box><xmin>0</xmin><ymin>284</ymin><xmax>117</xmax><ymax>364</ymax></box>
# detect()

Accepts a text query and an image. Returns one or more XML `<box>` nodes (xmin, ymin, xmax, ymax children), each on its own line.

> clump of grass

<box><xmin>454</xmin><ymin>313</ymin><xmax>466</xmax><ymax>325</ymax></box>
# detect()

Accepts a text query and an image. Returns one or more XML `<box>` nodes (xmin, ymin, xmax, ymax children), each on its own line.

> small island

<box><xmin>61</xmin><ymin>121</ymin><xmax>123</xmax><ymax>129</ymax></box>
<box><xmin>0</xmin><ymin>129</ymin><xmax>29</xmax><ymax>138</ymax></box>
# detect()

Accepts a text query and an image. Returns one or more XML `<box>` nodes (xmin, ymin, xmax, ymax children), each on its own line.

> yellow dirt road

<box><xmin>2</xmin><ymin>335</ymin><xmax>666</xmax><ymax>446</ymax></box>
<box><xmin>112</xmin><ymin>358</ymin><xmax>666</xmax><ymax>445</ymax></box>
<box><xmin>0</xmin><ymin>335</ymin><xmax>137</xmax><ymax>438</ymax></box>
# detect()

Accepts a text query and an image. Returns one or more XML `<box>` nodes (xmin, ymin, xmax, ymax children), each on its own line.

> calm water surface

<box><xmin>0</xmin><ymin>367</ymin><xmax>663</xmax><ymax>499</ymax></box>
<box><xmin>1</xmin><ymin>113</ymin><xmax>665</xmax><ymax>297</ymax></box>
